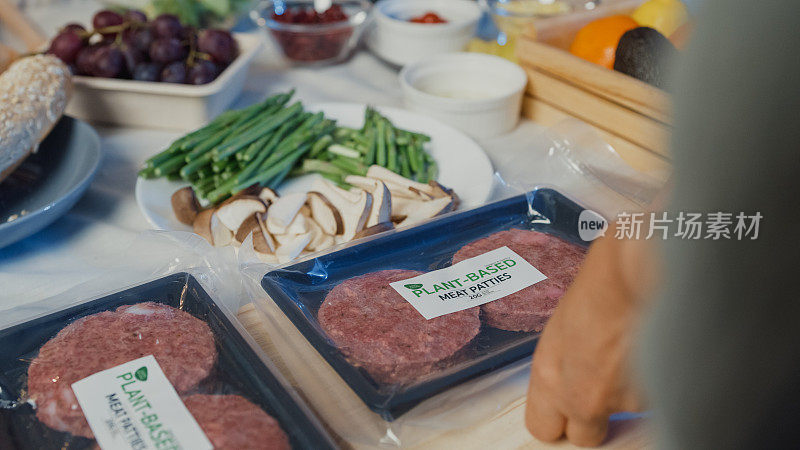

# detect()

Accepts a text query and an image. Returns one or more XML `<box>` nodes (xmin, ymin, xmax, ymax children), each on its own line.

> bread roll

<box><xmin>0</xmin><ymin>54</ymin><xmax>72</xmax><ymax>183</ymax></box>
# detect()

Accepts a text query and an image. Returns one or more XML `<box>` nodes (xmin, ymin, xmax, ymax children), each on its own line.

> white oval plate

<box><xmin>136</xmin><ymin>102</ymin><xmax>494</xmax><ymax>231</ymax></box>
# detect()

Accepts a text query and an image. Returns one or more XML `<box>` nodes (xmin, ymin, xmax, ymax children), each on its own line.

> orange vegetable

<box><xmin>569</xmin><ymin>15</ymin><xmax>639</xmax><ymax>69</ymax></box>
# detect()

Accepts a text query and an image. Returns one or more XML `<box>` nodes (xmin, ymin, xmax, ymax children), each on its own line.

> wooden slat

<box><xmin>516</xmin><ymin>35</ymin><xmax>671</xmax><ymax>123</ymax></box>
<box><xmin>524</xmin><ymin>67</ymin><xmax>670</xmax><ymax>156</ymax></box>
<box><xmin>521</xmin><ymin>95</ymin><xmax>671</xmax><ymax>175</ymax></box>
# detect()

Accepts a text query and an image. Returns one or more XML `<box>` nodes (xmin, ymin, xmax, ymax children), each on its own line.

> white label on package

<box><xmin>390</xmin><ymin>246</ymin><xmax>548</xmax><ymax>320</ymax></box>
<box><xmin>71</xmin><ymin>355</ymin><xmax>212</xmax><ymax>450</ymax></box>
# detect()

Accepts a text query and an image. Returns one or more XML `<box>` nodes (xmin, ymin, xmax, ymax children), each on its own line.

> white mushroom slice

<box><xmin>398</xmin><ymin>196</ymin><xmax>457</xmax><ymax>228</ymax></box>
<box><xmin>391</xmin><ymin>195</ymin><xmax>427</xmax><ymax>219</ymax></box>
<box><xmin>306</xmin><ymin>218</ymin><xmax>329</xmax><ymax>251</ymax></box>
<box><xmin>316</xmin><ymin>234</ymin><xmax>336</xmax><ymax>251</ymax></box>
<box><xmin>215</xmin><ymin>196</ymin><xmax>266</xmax><ymax>232</ymax></box>
<box><xmin>234</xmin><ymin>214</ymin><xmax>260</xmax><ymax>247</ymax></box>
<box><xmin>193</xmin><ymin>209</ymin><xmax>215</xmax><ymax>245</ymax></box>
<box><xmin>276</xmin><ymin>233</ymin><xmax>312</xmax><ymax>264</ymax></box>
<box><xmin>409</xmin><ymin>186</ymin><xmax>435</xmax><ymax>200</ymax></box>
<box><xmin>267</xmin><ymin>212</ymin><xmax>308</xmax><ymax>235</ymax></box>
<box><xmin>345</xmin><ymin>176</ymin><xmax>392</xmax><ymax>227</ymax></box>
<box><xmin>268</xmin><ymin>192</ymin><xmax>307</xmax><ymax>229</ymax></box>
<box><xmin>255</xmin><ymin>212</ymin><xmax>277</xmax><ymax>253</ymax></box>
<box><xmin>211</xmin><ymin>213</ymin><xmax>233</xmax><ymax>246</ymax></box>
<box><xmin>319</xmin><ymin>186</ymin><xmax>373</xmax><ymax>241</ymax></box>
<box><xmin>299</xmin><ymin>205</ymin><xmax>312</xmax><ymax>217</ymax></box>
<box><xmin>311</xmin><ymin>178</ymin><xmax>362</xmax><ymax>203</ymax></box>
<box><xmin>253</xmin><ymin>227</ymin><xmax>274</xmax><ymax>255</ymax></box>
<box><xmin>258</xmin><ymin>187</ymin><xmax>280</xmax><ymax>205</ymax></box>
<box><xmin>366</xmin><ymin>165</ymin><xmax>437</xmax><ymax>196</ymax></box>
<box><xmin>308</xmin><ymin>192</ymin><xmax>344</xmax><ymax>235</ymax></box>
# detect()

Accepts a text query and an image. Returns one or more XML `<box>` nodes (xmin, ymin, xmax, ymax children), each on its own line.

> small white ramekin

<box><xmin>399</xmin><ymin>52</ymin><xmax>528</xmax><ymax>138</ymax></box>
<box><xmin>367</xmin><ymin>0</ymin><xmax>481</xmax><ymax>67</ymax></box>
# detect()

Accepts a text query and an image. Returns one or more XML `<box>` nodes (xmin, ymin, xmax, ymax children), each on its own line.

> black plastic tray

<box><xmin>260</xmin><ymin>188</ymin><xmax>590</xmax><ymax>420</ymax></box>
<box><xmin>0</xmin><ymin>273</ymin><xmax>337</xmax><ymax>450</ymax></box>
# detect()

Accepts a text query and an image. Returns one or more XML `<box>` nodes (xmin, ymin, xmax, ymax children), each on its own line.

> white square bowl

<box><xmin>64</xmin><ymin>33</ymin><xmax>264</xmax><ymax>130</ymax></box>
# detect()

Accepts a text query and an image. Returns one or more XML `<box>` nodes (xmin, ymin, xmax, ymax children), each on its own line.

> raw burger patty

<box><xmin>27</xmin><ymin>302</ymin><xmax>217</xmax><ymax>438</ymax></box>
<box><xmin>453</xmin><ymin>229</ymin><xmax>586</xmax><ymax>332</ymax></box>
<box><xmin>318</xmin><ymin>269</ymin><xmax>481</xmax><ymax>384</ymax></box>
<box><xmin>183</xmin><ymin>394</ymin><xmax>290</xmax><ymax>450</ymax></box>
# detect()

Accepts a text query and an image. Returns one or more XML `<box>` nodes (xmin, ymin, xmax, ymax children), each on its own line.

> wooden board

<box><xmin>523</xmin><ymin>67</ymin><xmax>670</xmax><ymax>155</ymax></box>
<box><xmin>237</xmin><ymin>302</ymin><xmax>653</xmax><ymax>449</ymax></box>
<box><xmin>521</xmin><ymin>95</ymin><xmax>670</xmax><ymax>176</ymax></box>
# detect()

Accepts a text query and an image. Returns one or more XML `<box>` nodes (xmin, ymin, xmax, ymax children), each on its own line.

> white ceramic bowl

<box><xmin>399</xmin><ymin>52</ymin><xmax>527</xmax><ymax>138</ymax></box>
<box><xmin>367</xmin><ymin>0</ymin><xmax>481</xmax><ymax>67</ymax></box>
<box><xmin>64</xmin><ymin>33</ymin><xmax>263</xmax><ymax>130</ymax></box>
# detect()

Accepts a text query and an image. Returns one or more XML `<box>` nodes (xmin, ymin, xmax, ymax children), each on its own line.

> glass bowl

<box><xmin>251</xmin><ymin>0</ymin><xmax>372</xmax><ymax>65</ymax></box>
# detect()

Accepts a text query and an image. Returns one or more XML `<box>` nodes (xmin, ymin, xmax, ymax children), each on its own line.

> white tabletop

<box><xmin>0</xmin><ymin>1</ymin><xmax>582</xmax><ymax>315</ymax></box>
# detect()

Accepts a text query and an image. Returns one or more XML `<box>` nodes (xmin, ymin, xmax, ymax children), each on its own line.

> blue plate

<box><xmin>0</xmin><ymin>117</ymin><xmax>101</xmax><ymax>249</ymax></box>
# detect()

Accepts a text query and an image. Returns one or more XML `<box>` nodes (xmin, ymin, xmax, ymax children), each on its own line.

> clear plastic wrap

<box><xmin>0</xmin><ymin>231</ymin><xmax>336</xmax><ymax>450</ymax></box>
<box><xmin>236</xmin><ymin>119</ymin><xmax>669</xmax><ymax>448</ymax></box>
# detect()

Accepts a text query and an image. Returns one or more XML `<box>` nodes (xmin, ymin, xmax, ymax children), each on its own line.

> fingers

<box><xmin>565</xmin><ymin>417</ymin><xmax>609</xmax><ymax>448</ymax></box>
<box><xmin>525</xmin><ymin>394</ymin><xmax>566</xmax><ymax>442</ymax></box>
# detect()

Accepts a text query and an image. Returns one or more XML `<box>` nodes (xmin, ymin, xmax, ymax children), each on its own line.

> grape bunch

<box><xmin>47</xmin><ymin>10</ymin><xmax>239</xmax><ymax>85</ymax></box>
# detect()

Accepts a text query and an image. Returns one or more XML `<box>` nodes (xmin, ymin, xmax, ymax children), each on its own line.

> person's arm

<box><xmin>525</xmin><ymin>230</ymin><xmax>657</xmax><ymax>446</ymax></box>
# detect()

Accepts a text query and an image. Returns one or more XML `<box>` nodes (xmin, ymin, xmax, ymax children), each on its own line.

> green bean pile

<box><xmin>139</xmin><ymin>92</ymin><xmax>436</xmax><ymax>203</ymax></box>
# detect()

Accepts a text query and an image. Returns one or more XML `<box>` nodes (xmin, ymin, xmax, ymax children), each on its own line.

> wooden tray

<box><xmin>518</xmin><ymin>0</ymin><xmax>672</xmax><ymax>159</ymax></box>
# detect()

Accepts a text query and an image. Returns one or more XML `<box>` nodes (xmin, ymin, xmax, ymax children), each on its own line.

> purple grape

<box><xmin>197</xmin><ymin>29</ymin><xmax>238</xmax><ymax>65</ymax></box>
<box><xmin>161</xmin><ymin>61</ymin><xmax>187</xmax><ymax>83</ymax></box>
<box><xmin>149</xmin><ymin>38</ymin><xmax>186</xmax><ymax>63</ymax></box>
<box><xmin>123</xmin><ymin>10</ymin><xmax>147</xmax><ymax>23</ymax></box>
<box><xmin>187</xmin><ymin>59</ymin><xmax>219</xmax><ymax>85</ymax></box>
<box><xmin>75</xmin><ymin>44</ymin><xmax>100</xmax><ymax>75</ymax></box>
<box><xmin>126</xmin><ymin>27</ymin><xmax>154</xmax><ymax>53</ymax></box>
<box><xmin>93</xmin><ymin>10</ymin><xmax>124</xmax><ymax>36</ymax></box>
<box><xmin>61</xmin><ymin>23</ymin><xmax>86</xmax><ymax>35</ymax></box>
<box><xmin>152</xmin><ymin>14</ymin><xmax>182</xmax><ymax>39</ymax></box>
<box><xmin>47</xmin><ymin>32</ymin><xmax>84</xmax><ymax>64</ymax></box>
<box><xmin>120</xmin><ymin>45</ymin><xmax>144</xmax><ymax>77</ymax></box>
<box><xmin>92</xmin><ymin>45</ymin><xmax>124</xmax><ymax>78</ymax></box>
<box><xmin>132</xmin><ymin>62</ymin><xmax>161</xmax><ymax>82</ymax></box>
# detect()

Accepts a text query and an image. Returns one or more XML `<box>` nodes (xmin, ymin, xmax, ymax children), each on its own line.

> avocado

<box><xmin>614</xmin><ymin>27</ymin><xmax>678</xmax><ymax>90</ymax></box>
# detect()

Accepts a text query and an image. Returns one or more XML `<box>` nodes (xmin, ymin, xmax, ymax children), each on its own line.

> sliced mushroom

<box><xmin>397</xmin><ymin>196</ymin><xmax>457</xmax><ymax>228</ymax></box>
<box><xmin>255</xmin><ymin>248</ymin><xmax>279</xmax><ymax>264</ymax></box>
<box><xmin>253</xmin><ymin>227</ymin><xmax>274</xmax><ymax>255</ymax></box>
<box><xmin>215</xmin><ymin>196</ymin><xmax>266</xmax><ymax>232</ymax></box>
<box><xmin>268</xmin><ymin>212</ymin><xmax>308</xmax><ymax>236</ymax></box>
<box><xmin>258</xmin><ymin>187</ymin><xmax>280</xmax><ymax>205</ymax></box>
<box><xmin>344</xmin><ymin>176</ymin><xmax>392</xmax><ymax>227</ymax></box>
<box><xmin>171</xmin><ymin>187</ymin><xmax>201</xmax><ymax>226</ymax></box>
<box><xmin>308</xmin><ymin>192</ymin><xmax>344</xmax><ymax>235</ymax></box>
<box><xmin>354</xmin><ymin>222</ymin><xmax>394</xmax><ymax>239</ymax></box>
<box><xmin>275</xmin><ymin>232</ymin><xmax>312</xmax><ymax>264</ymax></box>
<box><xmin>193</xmin><ymin>209</ymin><xmax>215</xmax><ymax>244</ymax></box>
<box><xmin>313</xmin><ymin>180</ymin><xmax>373</xmax><ymax>241</ymax></box>
<box><xmin>429</xmin><ymin>181</ymin><xmax>461</xmax><ymax>208</ymax></box>
<box><xmin>255</xmin><ymin>212</ymin><xmax>276</xmax><ymax>253</ymax></box>
<box><xmin>268</xmin><ymin>192</ymin><xmax>307</xmax><ymax>229</ymax></box>
<box><xmin>305</xmin><ymin>217</ymin><xmax>331</xmax><ymax>252</ymax></box>
<box><xmin>234</xmin><ymin>214</ymin><xmax>260</xmax><ymax>247</ymax></box>
<box><xmin>366</xmin><ymin>165</ymin><xmax>437</xmax><ymax>197</ymax></box>
<box><xmin>391</xmin><ymin>195</ymin><xmax>427</xmax><ymax>219</ymax></box>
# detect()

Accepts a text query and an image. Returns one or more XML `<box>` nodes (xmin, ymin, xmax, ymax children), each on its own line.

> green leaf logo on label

<box><xmin>404</xmin><ymin>284</ymin><xmax>423</xmax><ymax>290</ymax></box>
<box><xmin>134</xmin><ymin>366</ymin><xmax>148</xmax><ymax>382</ymax></box>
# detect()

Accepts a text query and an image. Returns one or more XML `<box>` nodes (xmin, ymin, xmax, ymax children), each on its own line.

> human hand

<box><xmin>525</xmin><ymin>235</ymin><xmax>655</xmax><ymax>447</ymax></box>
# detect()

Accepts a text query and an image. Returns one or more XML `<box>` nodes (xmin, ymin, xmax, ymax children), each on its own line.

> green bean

<box><xmin>376</xmin><ymin>120</ymin><xmax>387</xmax><ymax>167</ymax></box>
<box><xmin>386</xmin><ymin>121</ymin><xmax>398</xmax><ymax>172</ymax></box>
